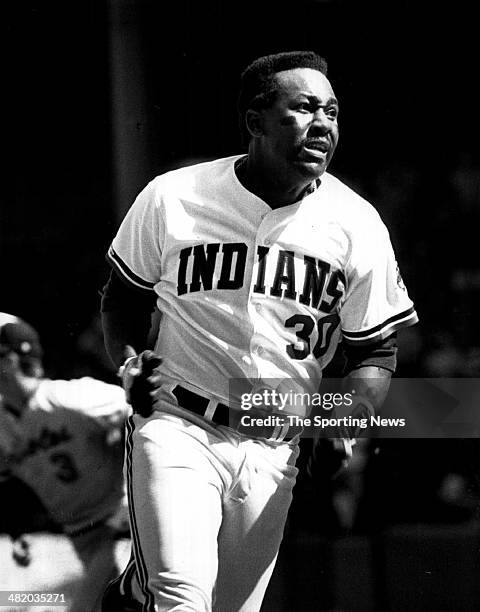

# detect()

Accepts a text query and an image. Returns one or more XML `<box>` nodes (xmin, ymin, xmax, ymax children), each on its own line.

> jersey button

<box><xmin>264</xmin><ymin>238</ymin><xmax>271</xmax><ymax>246</ymax></box>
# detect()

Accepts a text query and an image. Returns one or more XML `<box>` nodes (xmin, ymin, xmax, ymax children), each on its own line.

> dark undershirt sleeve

<box><xmin>100</xmin><ymin>269</ymin><xmax>157</xmax><ymax>314</ymax></box>
<box><xmin>343</xmin><ymin>333</ymin><xmax>398</xmax><ymax>374</ymax></box>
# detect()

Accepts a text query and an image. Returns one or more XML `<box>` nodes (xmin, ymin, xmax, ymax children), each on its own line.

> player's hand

<box><xmin>308</xmin><ymin>393</ymin><xmax>373</xmax><ymax>480</ymax></box>
<box><xmin>307</xmin><ymin>438</ymin><xmax>355</xmax><ymax>481</ymax></box>
<box><xmin>317</xmin><ymin>393</ymin><xmax>375</xmax><ymax>441</ymax></box>
<box><xmin>119</xmin><ymin>346</ymin><xmax>163</xmax><ymax>417</ymax></box>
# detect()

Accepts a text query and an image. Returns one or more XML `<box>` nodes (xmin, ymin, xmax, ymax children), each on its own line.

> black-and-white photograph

<box><xmin>2</xmin><ymin>1</ymin><xmax>480</xmax><ymax>610</ymax></box>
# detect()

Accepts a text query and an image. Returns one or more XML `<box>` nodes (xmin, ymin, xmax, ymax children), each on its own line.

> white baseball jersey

<box><xmin>108</xmin><ymin>154</ymin><xmax>418</xmax><ymax>410</ymax></box>
<box><xmin>0</xmin><ymin>377</ymin><xmax>130</xmax><ymax>534</ymax></box>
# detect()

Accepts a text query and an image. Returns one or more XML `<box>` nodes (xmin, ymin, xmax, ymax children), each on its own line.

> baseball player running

<box><xmin>101</xmin><ymin>51</ymin><xmax>418</xmax><ymax>611</ymax></box>
<box><xmin>0</xmin><ymin>313</ymin><xmax>131</xmax><ymax>612</ymax></box>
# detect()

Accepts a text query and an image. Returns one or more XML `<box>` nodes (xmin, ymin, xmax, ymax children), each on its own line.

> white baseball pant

<box><xmin>124</xmin><ymin>408</ymin><xmax>299</xmax><ymax>611</ymax></box>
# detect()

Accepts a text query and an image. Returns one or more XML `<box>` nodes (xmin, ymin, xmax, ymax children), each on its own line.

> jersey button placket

<box><xmin>249</xmin><ymin>208</ymin><xmax>276</xmax><ymax>375</ymax></box>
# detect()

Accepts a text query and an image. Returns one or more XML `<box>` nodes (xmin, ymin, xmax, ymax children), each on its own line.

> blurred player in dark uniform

<box><xmin>0</xmin><ymin>313</ymin><xmax>131</xmax><ymax>612</ymax></box>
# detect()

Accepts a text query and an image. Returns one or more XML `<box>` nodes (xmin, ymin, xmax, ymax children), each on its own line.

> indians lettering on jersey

<box><xmin>176</xmin><ymin>242</ymin><xmax>345</xmax><ymax>314</ymax></box>
<box><xmin>107</xmin><ymin>155</ymin><xmax>418</xmax><ymax>400</ymax></box>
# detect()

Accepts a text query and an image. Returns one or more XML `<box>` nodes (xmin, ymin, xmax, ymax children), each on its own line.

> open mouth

<box><xmin>304</xmin><ymin>139</ymin><xmax>329</xmax><ymax>153</ymax></box>
<box><xmin>301</xmin><ymin>140</ymin><xmax>329</xmax><ymax>160</ymax></box>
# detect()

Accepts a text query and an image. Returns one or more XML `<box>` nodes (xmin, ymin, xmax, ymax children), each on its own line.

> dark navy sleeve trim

<box><xmin>342</xmin><ymin>307</ymin><xmax>418</xmax><ymax>346</ymax></box>
<box><xmin>106</xmin><ymin>246</ymin><xmax>156</xmax><ymax>293</ymax></box>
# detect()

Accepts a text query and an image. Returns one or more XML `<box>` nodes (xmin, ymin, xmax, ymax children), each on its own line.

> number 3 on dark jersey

<box><xmin>285</xmin><ymin>312</ymin><xmax>340</xmax><ymax>360</ymax></box>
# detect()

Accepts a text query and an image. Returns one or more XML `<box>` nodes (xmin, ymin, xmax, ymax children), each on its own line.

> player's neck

<box><xmin>237</xmin><ymin>154</ymin><xmax>315</xmax><ymax>209</ymax></box>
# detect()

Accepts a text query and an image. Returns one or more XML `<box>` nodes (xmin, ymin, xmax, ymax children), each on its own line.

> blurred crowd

<box><xmin>370</xmin><ymin>151</ymin><xmax>480</xmax><ymax>379</ymax></box>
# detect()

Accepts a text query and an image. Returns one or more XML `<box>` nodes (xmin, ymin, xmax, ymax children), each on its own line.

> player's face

<box><xmin>259</xmin><ymin>68</ymin><xmax>339</xmax><ymax>182</ymax></box>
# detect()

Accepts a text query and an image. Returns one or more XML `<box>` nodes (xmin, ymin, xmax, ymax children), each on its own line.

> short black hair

<box><xmin>237</xmin><ymin>51</ymin><xmax>328</xmax><ymax>145</ymax></box>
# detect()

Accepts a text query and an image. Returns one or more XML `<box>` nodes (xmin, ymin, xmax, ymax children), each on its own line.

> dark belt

<box><xmin>172</xmin><ymin>385</ymin><xmax>302</xmax><ymax>442</ymax></box>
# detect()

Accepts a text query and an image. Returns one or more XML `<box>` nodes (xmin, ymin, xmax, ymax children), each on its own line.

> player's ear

<box><xmin>245</xmin><ymin>109</ymin><xmax>264</xmax><ymax>138</ymax></box>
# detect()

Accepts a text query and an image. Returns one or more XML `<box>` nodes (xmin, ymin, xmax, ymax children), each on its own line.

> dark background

<box><xmin>2</xmin><ymin>1</ymin><xmax>480</xmax><ymax>609</ymax></box>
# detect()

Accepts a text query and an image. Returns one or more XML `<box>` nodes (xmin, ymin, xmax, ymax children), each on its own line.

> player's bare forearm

<box><xmin>343</xmin><ymin>365</ymin><xmax>392</xmax><ymax>414</ymax></box>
